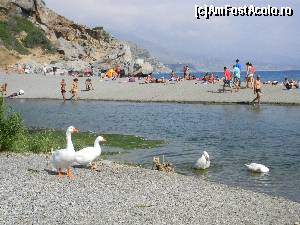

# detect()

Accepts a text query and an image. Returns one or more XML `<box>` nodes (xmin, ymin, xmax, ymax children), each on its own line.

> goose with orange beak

<box><xmin>75</xmin><ymin>136</ymin><xmax>106</xmax><ymax>170</ymax></box>
<box><xmin>50</xmin><ymin>126</ymin><xmax>79</xmax><ymax>178</ymax></box>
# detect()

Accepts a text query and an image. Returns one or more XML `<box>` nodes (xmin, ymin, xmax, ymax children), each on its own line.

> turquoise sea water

<box><xmin>156</xmin><ymin>70</ymin><xmax>300</xmax><ymax>82</ymax></box>
<box><xmin>7</xmin><ymin>99</ymin><xmax>300</xmax><ymax>203</ymax></box>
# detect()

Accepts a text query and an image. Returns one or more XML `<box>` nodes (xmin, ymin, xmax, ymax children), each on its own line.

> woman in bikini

<box><xmin>71</xmin><ymin>78</ymin><xmax>78</xmax><ymax>101</ymax></box>
<box><xmin>60</xmin><ymin>79</ymin><xmax>67</xmax><ymax>101</ymax></box>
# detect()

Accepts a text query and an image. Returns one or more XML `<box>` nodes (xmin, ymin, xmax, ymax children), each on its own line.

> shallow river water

<box><xmin>7</xmin><ymin>99</ymin><xmax>300</xmax><ymax>203</ymax></box>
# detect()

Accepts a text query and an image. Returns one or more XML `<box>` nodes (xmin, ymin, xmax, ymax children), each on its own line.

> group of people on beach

<box><xmin>223</xmin><ymin>59</ymin><xmax>262</xmax><ymax>104</ymax></box>
<box><xmin>60</xmin><ymin>78</ymin><xmax>95</xmax><ymax>101</ymax></box>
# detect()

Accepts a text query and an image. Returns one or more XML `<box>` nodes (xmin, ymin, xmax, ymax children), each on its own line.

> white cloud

<box><xmin>45</xmin><ymin>0</ymin><xmax>300</xmax><ymax>67</ymax></box>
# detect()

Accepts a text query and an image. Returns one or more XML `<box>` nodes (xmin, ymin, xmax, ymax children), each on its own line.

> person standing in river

<box><xmin>71</xmin><ymin>78</ymin><xmax>78</xmax><ymax>101</ymax></box>
<box><xmin>60</xmin><ymin>79</ymin><xmax>67</xmax><ymax>101</ymax></box>
<box><xmin>251</xmin><ymin>76</ymin><xmax>262</xmax><ymax>105</ymax></box>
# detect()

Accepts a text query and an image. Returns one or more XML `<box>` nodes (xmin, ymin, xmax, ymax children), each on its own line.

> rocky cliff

<box><xmin>0</xmin><ymin>0</ymin><xmax>170</xmax><ymax>74</ymax></box>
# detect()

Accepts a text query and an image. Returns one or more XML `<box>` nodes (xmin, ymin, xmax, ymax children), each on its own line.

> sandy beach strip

<box><xmin>0</xmin><ymin>154</ymin><xmax>299</xmax><ymax>225</ymax></box>
<box><xmin>1</xmin><ymin>73</ymin><xmax>300</xmax><ymax>105</ymax></box>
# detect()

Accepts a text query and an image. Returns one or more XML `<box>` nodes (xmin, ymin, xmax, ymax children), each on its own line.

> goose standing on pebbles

<box><xmin>194</xmin><ymin>151</ymin><xmax>210</xmax><ymax>170</ymax></box>
<box><xmin>75</xmin><ymin>136</ymin><xmax>106</xmax><ymax>170</ymax></box>
<box><xmin>245</xmin><ymin>163</ymin><xmax>270</xmax><ymax>173</ymax></box>
<box><xmin>50</xmin><ymin>126</ymin><xmax>79</xmax><ymax>178</ymax></box>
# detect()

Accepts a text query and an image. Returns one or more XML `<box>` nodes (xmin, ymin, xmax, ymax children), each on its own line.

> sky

<box><xmin>44</xmin><ymin>0</ymin><xmax>300</xmax><ymax>70</ymax></box>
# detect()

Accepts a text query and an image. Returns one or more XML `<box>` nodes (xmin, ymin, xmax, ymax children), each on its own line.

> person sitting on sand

<box><xmin>145</xmin><ymin>73</ymin><xmax>153</xmax><ymax>84</ymax></box>
<box><xmin>284</xmin><ymin>78</ymin><xmax>299</xmax><ymax>90</ymax></box>
<box><xmin>71</xmin><ymin>78</ymin><xmax>79</xmax><ymax>100</ymax></box>
<box><xmin>85</xmin><ymin>78</ymin><xmax>94</xmax><ymax>91</ymax></box>
<box><xmin>154</xmin><ymin>78</ymin><xmax>166</xmax><ymax>83</ymax></box>
<box><xmin>60</xmin><ymin>79</ymin><xmax>67</xmax><ymax>101</ymax></box>
<box><xmin>251</xmin><ymin>76</ymin><xmax>262</xmax><ymax>105</ymax></box>
<box><xmin>128</xmin><ymin>75</ymin><xmax>136</xmax><ymax>82</ymax></box>
<box><xmin>8</xmin><ymin>89</ymin><xmax>24</xmax><ymax>98</ymax></box>
<box><xmin>208</xmin><ymin>74</ymin><xmax>217</xmax><ymax>84</ymax></box>
<box><xmin>0</xmin><ymin>83</ymin><xmax>7</xmax><ymax>96</ymax></box>
<box><xmin>170</xmin><ymin>71</ymin><xmax>179</xmax><ymax>82</ymax></box>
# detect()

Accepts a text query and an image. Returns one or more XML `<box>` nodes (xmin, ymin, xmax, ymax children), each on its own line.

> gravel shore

<box><xmin>0</xmin><ymin>154</ymin><xmax>299</xmax><ymax>225</ymax></box>
<box><xmin>1</xmin><ymin>73</ymin><xmax>300</xmax><ymax>104</ymax></box>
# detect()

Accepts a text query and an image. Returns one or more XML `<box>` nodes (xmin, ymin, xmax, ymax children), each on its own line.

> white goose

<box><xmin>245</xmin><ymin>163</ymin><xmax>270</xmax><ymax>173</ymax></box>
<box><xmin>50</xmin><ymin>126</ymin><xmax>79</xmax><ymax>178</ymax></box>
<box><xmin>194</xmin><ymin>151</ymin><xmax>210</xmax><ymax>169</ymax></box>
<box><xmin>75</xmin><ymin>136</ymin><xmax>106</xmax><ymax>170</ymax></box>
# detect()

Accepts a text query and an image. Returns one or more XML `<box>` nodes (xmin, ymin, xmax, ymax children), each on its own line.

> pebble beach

<box><xmin>1</xmin><ymin>73</ymin><xmax>300</xmax><ymax>224</ymax></box>
<box><xmin>0</xmin><ymin>154</ymin><xmax>300</xmax><ymax>225</ymax></box>
<box><xmin>1</xmin><ymin>73</ymin><xmax>300</xmax><ymax>104</ymax></box>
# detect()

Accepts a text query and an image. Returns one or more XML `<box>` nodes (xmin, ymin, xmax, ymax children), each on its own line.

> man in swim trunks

<box><xmin>60</xmin><ymin>79</ymin><xmax>67</xmax><ymax>101</ymax></box>
<box><xmin>251</xmin><ymin>76</ymin><xmax>262</xmax><ymax>105</ymax></box>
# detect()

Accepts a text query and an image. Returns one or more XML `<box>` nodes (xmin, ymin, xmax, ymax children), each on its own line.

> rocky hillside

<box><xmin>0</xmin><ymin>0</ymin><xmax>170</xmax><ymax>74</ymax></box>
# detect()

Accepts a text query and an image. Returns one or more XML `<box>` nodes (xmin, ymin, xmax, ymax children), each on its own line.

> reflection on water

<box><xmin>7</xmin><ymin>99</ymin><xmax>300</xmax><ymax>203</ymax></box>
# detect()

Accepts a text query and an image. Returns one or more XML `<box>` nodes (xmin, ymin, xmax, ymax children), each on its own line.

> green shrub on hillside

<box><xmin>0</xmin><ymin>16</ymin><xmax>54</xmax><ymax>54</ymax></box>
<box><xmin>0</xmin><ymin>21</ymin><xmax>29</xmax><ymax>54</ymax></box>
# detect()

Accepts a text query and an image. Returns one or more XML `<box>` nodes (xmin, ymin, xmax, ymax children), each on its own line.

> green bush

<box><xmin>0</xmin><ymin>16</ymin><xmax>54</xmax><ymax>54</ymax></box>
<box><xmin>0</xmin><ymin>97</ymin><xmax>164</xmax><ymax>153</ymax></box>
<box><xmin>0</xmin><ymin>21</ymin><xmax>29</xmax><ymax>54</ymax></box>
<box><xmin>0</xmin><ymin>98</ymin><xmax>27</xmax><ymax>151</ymax></box>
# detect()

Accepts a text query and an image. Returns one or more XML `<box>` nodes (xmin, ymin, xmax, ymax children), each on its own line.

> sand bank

<box><xmin>1</xmin><ymin>73</ymin><xmax>300</xmax><ymax>105</ymax></box>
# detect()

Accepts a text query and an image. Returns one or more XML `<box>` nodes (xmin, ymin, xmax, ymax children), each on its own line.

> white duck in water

<box><xmin>194</xmin><ymin>151</ymin><xmax>210</xmax><ymax>169</ymax></box>
<box><xmin>245</xmin><ymin>163</ymin><xmax>269</xmax><ymax>173</ymax></box>
<box><xmin>75</xmin><ymin>136</ymin><xmax>106</xmax><ymax>170</ymax></box>
<box><xmin>50</xmin><ymin>126</ymin><xmax>79</xmax><ymax>178</ymax></box>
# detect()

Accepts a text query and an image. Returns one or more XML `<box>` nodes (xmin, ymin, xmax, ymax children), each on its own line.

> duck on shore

<box><xmin>50</xmin><ymin>126</ymin><xmax>79</xmax><ymax>178</ymax></box>
<box><xmin>75</xmin><ymin>136</ymin><xmax>106</xmax><ymax>170</ymax></box>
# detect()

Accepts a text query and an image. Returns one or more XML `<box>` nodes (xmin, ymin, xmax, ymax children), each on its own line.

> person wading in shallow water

<box><xmin>251</xmin><ymin>76</ymin><xmax>262</xmax><ymax>105</ymax></box>
<box><xmin>60</xmin><ymin>79</ymin><xmax>67</xmax><ymax>101</ymax></box>
<box><xmin>71</xmin><ymin>78</ymin><xmax>78</xmax><ymax>101</ymax></box>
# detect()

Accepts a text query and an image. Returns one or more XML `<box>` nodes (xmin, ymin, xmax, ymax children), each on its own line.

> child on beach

<box><xmin>85</xmin><ymin>78</ymin><xmax>94</xmax><ymax>91</ymax></box>
<box><xmin>71</xmin><ymin>78</ymin><xmax>78</xmax><ymax>100</ymax></box>
<box><xmin>60</xmin><ymin>79</ymin><xmax>67</xmax><ymax>101</ymax></box>
<box><xmin>251</xmin><ymin>76</ymin><xmax>262</xmax><ymax>105</ymax></box>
